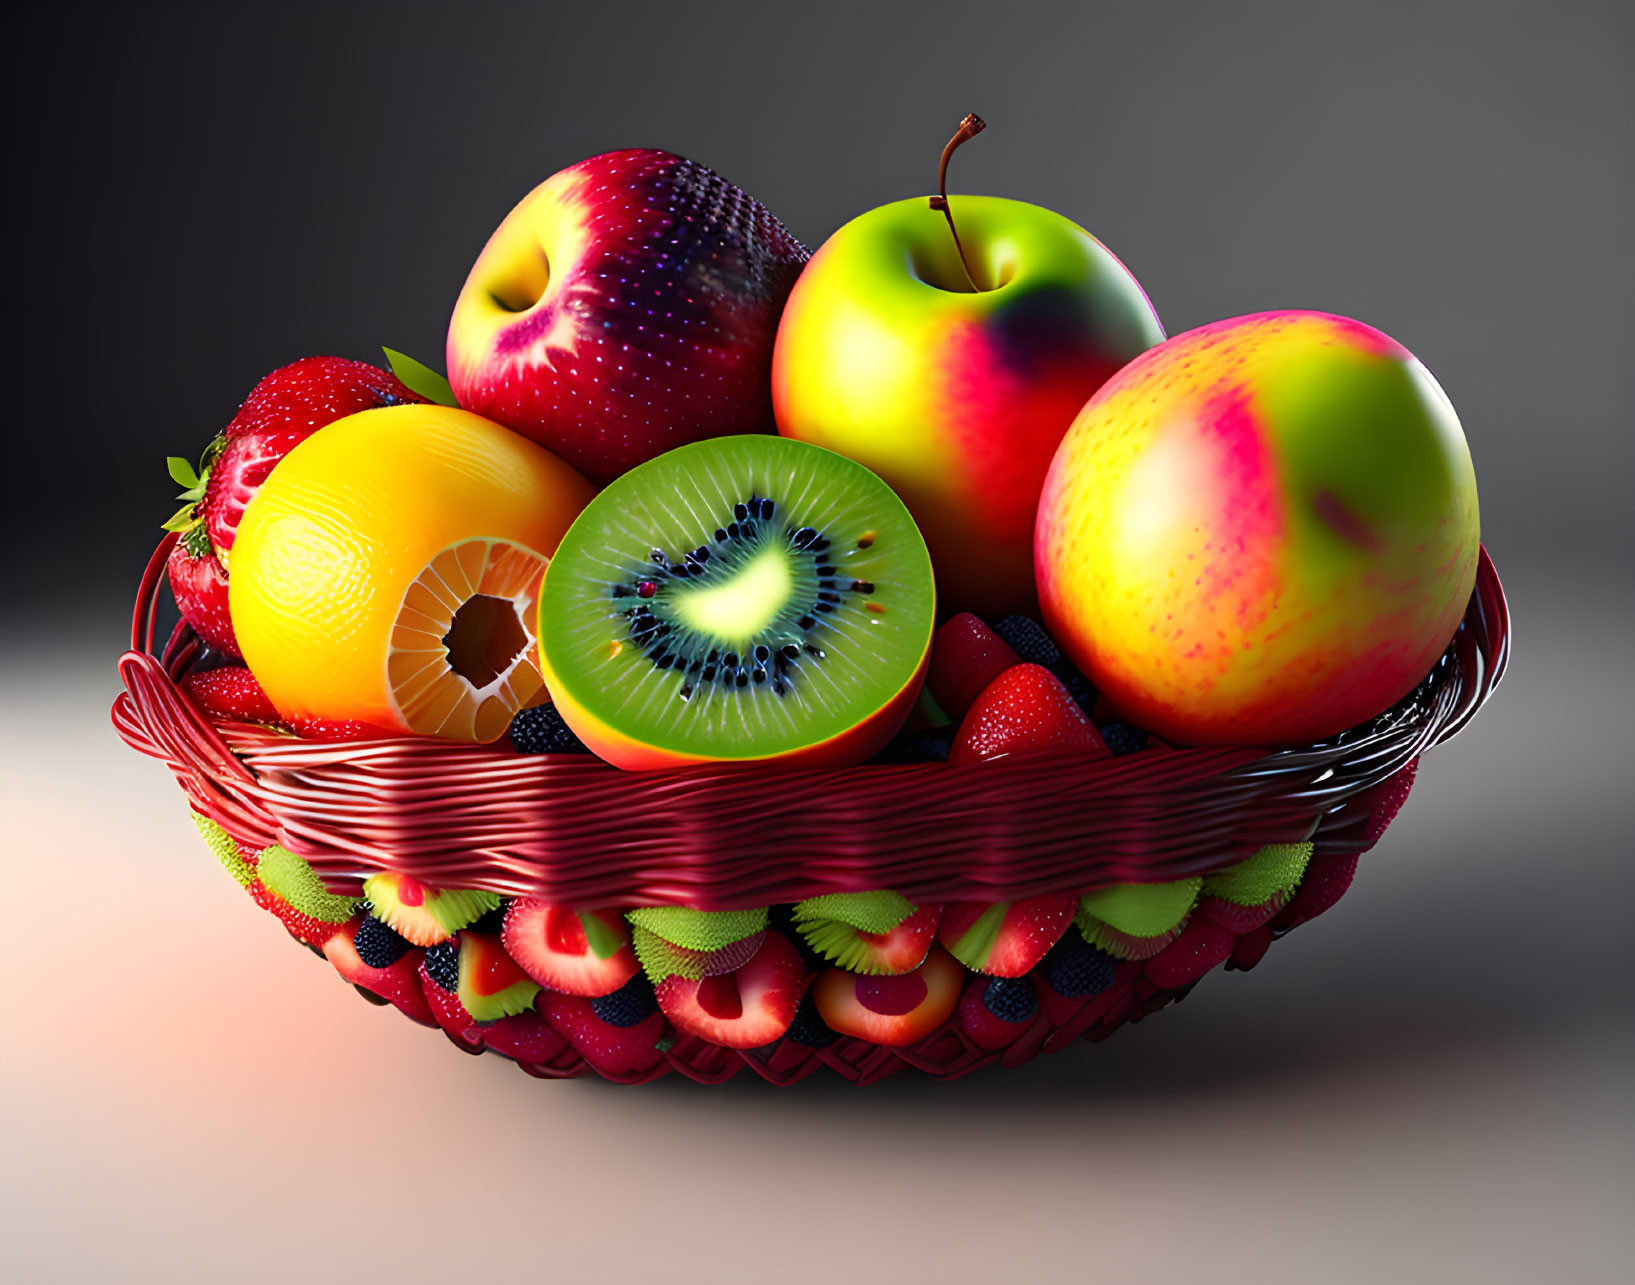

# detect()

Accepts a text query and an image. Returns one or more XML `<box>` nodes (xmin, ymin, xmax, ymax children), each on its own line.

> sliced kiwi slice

<box><xmin>1202</xmin><ymin>842</ymin><xmax>1313</xmax><ymax>906</ymax></box>
<box><xmin>362</xmin><ymin>871</ymin><xmax>501</xmax><ymax>947</ymax></box>
<box><xmin>256</xmin><ymin>846</ymin><xmax>360</xmax><ymax>924</ymax></box>
<box><xmin>538</xmin><ymin>436</ymin><xmax>936</xmax><ymax>767</ymax></box>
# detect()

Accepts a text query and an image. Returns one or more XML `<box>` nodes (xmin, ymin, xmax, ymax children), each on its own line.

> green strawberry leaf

<box><xmin>383</xmin><ymin>347</ymin><xmax>458</xmax><ymax>407</ymax></box>
<box><xmin>167</xmin><ymin>456</ymin><xmax>200</xmax><ymax>489</ymax></box>
<box><xmin>161</xmin><ymin>503</ymin><xmax>200</xmax><ymax>533</ymax></box>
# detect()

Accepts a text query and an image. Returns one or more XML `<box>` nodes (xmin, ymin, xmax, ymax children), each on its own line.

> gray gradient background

<box><xmin>3</xmin><ymin>2</ymin><xmax>1631</xmax><ymax>1281</ymax></box>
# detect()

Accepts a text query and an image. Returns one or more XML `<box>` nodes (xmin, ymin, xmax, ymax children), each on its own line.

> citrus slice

<box><xmin>229</xmin><ymin>404</ymin><xmax>594</xmax><ymax>742</ymax></box>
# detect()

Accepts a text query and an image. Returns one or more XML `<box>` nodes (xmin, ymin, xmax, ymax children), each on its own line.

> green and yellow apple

<box><xmin>772</xmin><ymin>194</ymin><xmax>1163</xmax><ymax>617</ymax></box>
<box><xmin>1035</xmin><ymin>310</ymin><xmax>1481</xmax><ymax>748</ymax></box>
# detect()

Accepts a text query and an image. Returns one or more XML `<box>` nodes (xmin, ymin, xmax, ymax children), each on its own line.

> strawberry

<box><xmin>287</xmin><ymin>715</ymin><xmax>395</xmax><ymax>741</ymax></box>
<box><xmin>936</xmin><ymin>893</ymin><xmax>1077</xmax><ymax>976</ymax></box>
<box><xmin>248</xmin><ymin>877</ymin><xmax>352</xmax><ymax>949</ymax></box>
<box><xmin>928</xmin><ymin>612</ymin><xmax>1021</xmax><ymax>722</ymax></box>
<box><xmin>1363</xmin><ymin>758</ymin><xmax>1418</xmax><ymax>850</ymax></box>
<box><xmin>181</xmin><ymin>667</ymin><xmax>281</xmax><ymax>725</ymax></box>
<box><xmin>949</xmin><ymin>663</ymin><xmax>1109</xmax><ymax>765</ymax></box>
<box><xmin>538</xmin><ymin>989</ymin><xmax>668</xmax><ymax>1078</ymax></box>
<box><xmin>222</xmin><ymin>354</ymin><xmax>422</xmax><ymax>441</ymax></box>
<box><xmin>653</xmin><ymin>931</ymin><xmax>807</xmax><ymax>1048</ymax></box>
<box><xmin>166</xmin><ymin>535</ymin><xmax>238</xmax><ymax>656</ymax></box>
<box><xmin>957</xmin><ymin>974</ymin><xmax>1040</xmax><ymax>1051</ymax></box>
<box><xmin>162</xmin><ymin>356</ymin><xmax>423</xmax><ymax>653</ymax></box>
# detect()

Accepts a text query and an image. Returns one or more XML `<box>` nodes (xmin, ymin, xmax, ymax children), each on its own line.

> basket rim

<box><xmin>114</xmin><ymin>535</ymin><xmax>1509</xmax><ymax>909</ymax></box>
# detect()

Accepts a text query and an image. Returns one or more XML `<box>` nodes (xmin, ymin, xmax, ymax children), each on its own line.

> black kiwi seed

<box><xmin>602</xmin><ymin>483</ymin><xmax>900</xmax><ymax>703</ymax></box>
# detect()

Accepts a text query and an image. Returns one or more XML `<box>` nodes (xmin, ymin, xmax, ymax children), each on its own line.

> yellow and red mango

<box><xmin>1035</xmin><ymin>311</ymin><xmax>1479</xmax><ymax>747</ymax></box>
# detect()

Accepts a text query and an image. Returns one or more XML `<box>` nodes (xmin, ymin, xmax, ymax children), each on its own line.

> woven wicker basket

<box><xmin>114</xmin><ymin>535</ymin><xmax>1509</xmax><ymax>1084</ymax></box>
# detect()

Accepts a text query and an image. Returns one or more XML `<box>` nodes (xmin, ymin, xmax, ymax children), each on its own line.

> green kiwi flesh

<box><xmin>539</xmin><ymin>436</ymin><xmax>935</xmax><ymax>763</ymax></box>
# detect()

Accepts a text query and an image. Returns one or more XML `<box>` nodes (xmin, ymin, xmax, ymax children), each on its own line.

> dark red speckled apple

<box><xmin>445</xmin><ymin>149</ymin><xmax>809</xmax><ymax>481</ymax></box>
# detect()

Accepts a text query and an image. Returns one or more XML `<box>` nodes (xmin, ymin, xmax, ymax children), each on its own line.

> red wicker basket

<box><xmin>114</xmin><ymin>534</ymin><xmax>1509</xmax><ymax>1084</ymax></box>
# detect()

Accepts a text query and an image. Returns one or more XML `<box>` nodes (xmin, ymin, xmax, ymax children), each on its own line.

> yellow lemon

<box><xmin>230</xmin><ymin>404</ymin><xmax>594</xmax><ymax>742</ymax></box>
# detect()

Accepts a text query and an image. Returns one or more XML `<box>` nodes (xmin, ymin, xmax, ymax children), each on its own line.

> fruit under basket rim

<box><xmin>113</xmin><ymin>534</ymin><xmax>1510</xmax><ymax>911</ymax></box>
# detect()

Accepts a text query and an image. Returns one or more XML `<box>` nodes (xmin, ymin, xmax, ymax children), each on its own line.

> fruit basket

<box><xmin>113</xmin><ymin>533</ymin><xmax>1509</xmax><ymax>1085</ymax></box>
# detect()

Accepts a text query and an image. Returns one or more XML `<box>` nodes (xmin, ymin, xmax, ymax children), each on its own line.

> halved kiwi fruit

<box><xmin>538</xmin><ymin>436</ymin><xmax>936</xmax><ymax>768</ymax></box>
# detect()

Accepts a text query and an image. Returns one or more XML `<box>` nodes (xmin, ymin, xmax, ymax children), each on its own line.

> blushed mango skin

<box><xmin>774</xmin><ymin>196</ymin><xmax>1163</xmax><ymax>618</ymax></box>
<box><xmin>1035</xmin><ymin>311</ymin><xmax>1480</xmax><ymax>748</ymax></box>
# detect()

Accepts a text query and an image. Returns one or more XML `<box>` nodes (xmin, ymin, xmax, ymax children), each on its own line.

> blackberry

<box><xmin>424</xmin><ymin>940</ymin><xmax>460</xmax><ymax>992</ymax></box>
<box><xmin>1098</xmin><ymin>721</ymin><xmax>1150</xmax><ymax>757</ymax></box>
<box><xmin>590</xmin><ymin>975</ymin><xmax>659</xmax><ymax>1028</ymax></box>
<box><xmin>783</xmin><ymin>993</ymin><xmax>839</xmax><ymax>1047</ymax></box>
<box><xmin>980</xmin><ymin>976</ymin><xmax>1038</xmax><ymax>1023</ymax></box>
<box><xmin>1042</xmin><ymin>935</ymin><xmax>1117</xmax><ymax>998</ymax></box>
<box><xmin>991</xmin><ymin>614</ymin><xmax>1096</xmax><ymax>712</ymax></box>
<box><xmin>880</xmin><ymin>727</ymin><xmax>952</xmax><ymax>763</ymax></box>
<box><xmin>507</xmin><ymin>704</ymin><xmax>588</xmax><ymax>754</ymax></box>
<box><xmin>466</xmin><ymin>900</ymin><xmax>510</xmax><ymax>936</ymax></box>
<box><xmin>989</xmin><ymin>615</ymin><xmax>1063</xmax><ymax>670</ymax></box>
<box><xmin>353</xmin><ymin>915</ymin><xmax>411</xmax><ymax>969</ymax></box>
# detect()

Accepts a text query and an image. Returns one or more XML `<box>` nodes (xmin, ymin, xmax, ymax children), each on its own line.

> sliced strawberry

<box><xmin>812</xmin><ymin>945</ymin><xmax>964</xmax><ymax>1047</ymax></box>
<box><xmin>936</xmin><ymin>893</ymin><xmax>1076</xmax><ymax>976</ymax></box>
<box><xmin>950</xmin><ymin>664</ymin><xmax>1109</xmax><ymax>765</ymax></box>
<box><xmin>850</xmin><ymin>903</ymin><xmax>942</xmax><ymax>974</ymax></box>
<box><xmin>653</xmin><ymin>931</ymin><xmax>806</xmax><ymax>1049</ymax></box>
<box><xmin>203</xmin><ymin>427</ymin><xmax>318</xmax><ymax>559</ymax></box>
<box><xmin>538</xmin><ymin>989</ymin><xmax>667</xmax><ymax>1078</ymax></box>
<box><xmin>789</xmin><ymin>894</ymin><xmax>942</xmax><ymax>976</ymax></box>
<box><xmin>928</xmin><ymin>613</ymin><xmax>1021</xmax><ymax>722</ymax></box>
<box><xmin>502</xmin><ymin>900</ymin><xmax>639</xmax><ymax>997</ymax></box>
<box><xmin>957</xmin><ymin>974</ymin><xmax>1040</xmax><ymax>1052</ymax></box>
<box><xmin>181</xmin><ymin>667</ymin><xmax>282</xmax><ymax>725</ymax></box>
<box><xmin>323</xmin><ymin>919</ymin><xmax>434</xmax><ymax>1026</ymax></box>
<box><xmin>456</xmin><ymin>932</ymin><xmax>539</xmax><ymax>1022</ymax></box>
<box><xmin>167</xmin><ymin>539</ymin><xmax>239</xmax><ymax>657</ymax></box>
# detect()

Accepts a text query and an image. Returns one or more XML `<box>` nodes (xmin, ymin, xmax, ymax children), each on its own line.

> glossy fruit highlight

<box><xmin>448</xmin><ymin>148</ymin><xmax>808</xmax><ymax>481</ymax></box>
<box><xmin>230</xmin><ymin>404</ymin><xmax>593</xmax><ymax>742</ymax></box>
<box><xmin>774</xmin><ymin>119</ymin><xmax>1162</xmax><ymax>617</ymax></box>
<box><xmin>1037</xmin><ymin>310</ymin><xmax>1481</xmax><ymax>747</ymax></box>
<box><xmin>537</xmin><ymin>435</ymin><xmax>935</xmax><ymax>769</ymax></box>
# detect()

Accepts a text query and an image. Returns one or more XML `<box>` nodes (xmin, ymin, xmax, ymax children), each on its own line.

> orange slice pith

<box><xmin>387</xmin><ymin>538</ymin><xmax>549</xmax><ymax>741</ymax></box>
<box><xmin>229</xmin><ymin>403</ymin><xmax>594</xmax><ymax>743</ymax></box>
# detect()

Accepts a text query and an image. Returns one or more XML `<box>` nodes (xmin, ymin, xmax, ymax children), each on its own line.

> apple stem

<box><xmin>929</xmin><ymin>113</ymin><xmax>987</xmax><ymax>291</ymax></box>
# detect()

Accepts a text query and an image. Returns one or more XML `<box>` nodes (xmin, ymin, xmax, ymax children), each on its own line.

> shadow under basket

<box><xmin>114</xmin><ymin>537</ymin><xmax>1509</xmax><ymax>1085</ymax></box>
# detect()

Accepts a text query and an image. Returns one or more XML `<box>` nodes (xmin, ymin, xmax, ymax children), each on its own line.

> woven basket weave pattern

<box><xmin>113</xmin><ymin>537</ymin><xmax>1509</xmax><ymax>1082</ymax></box>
